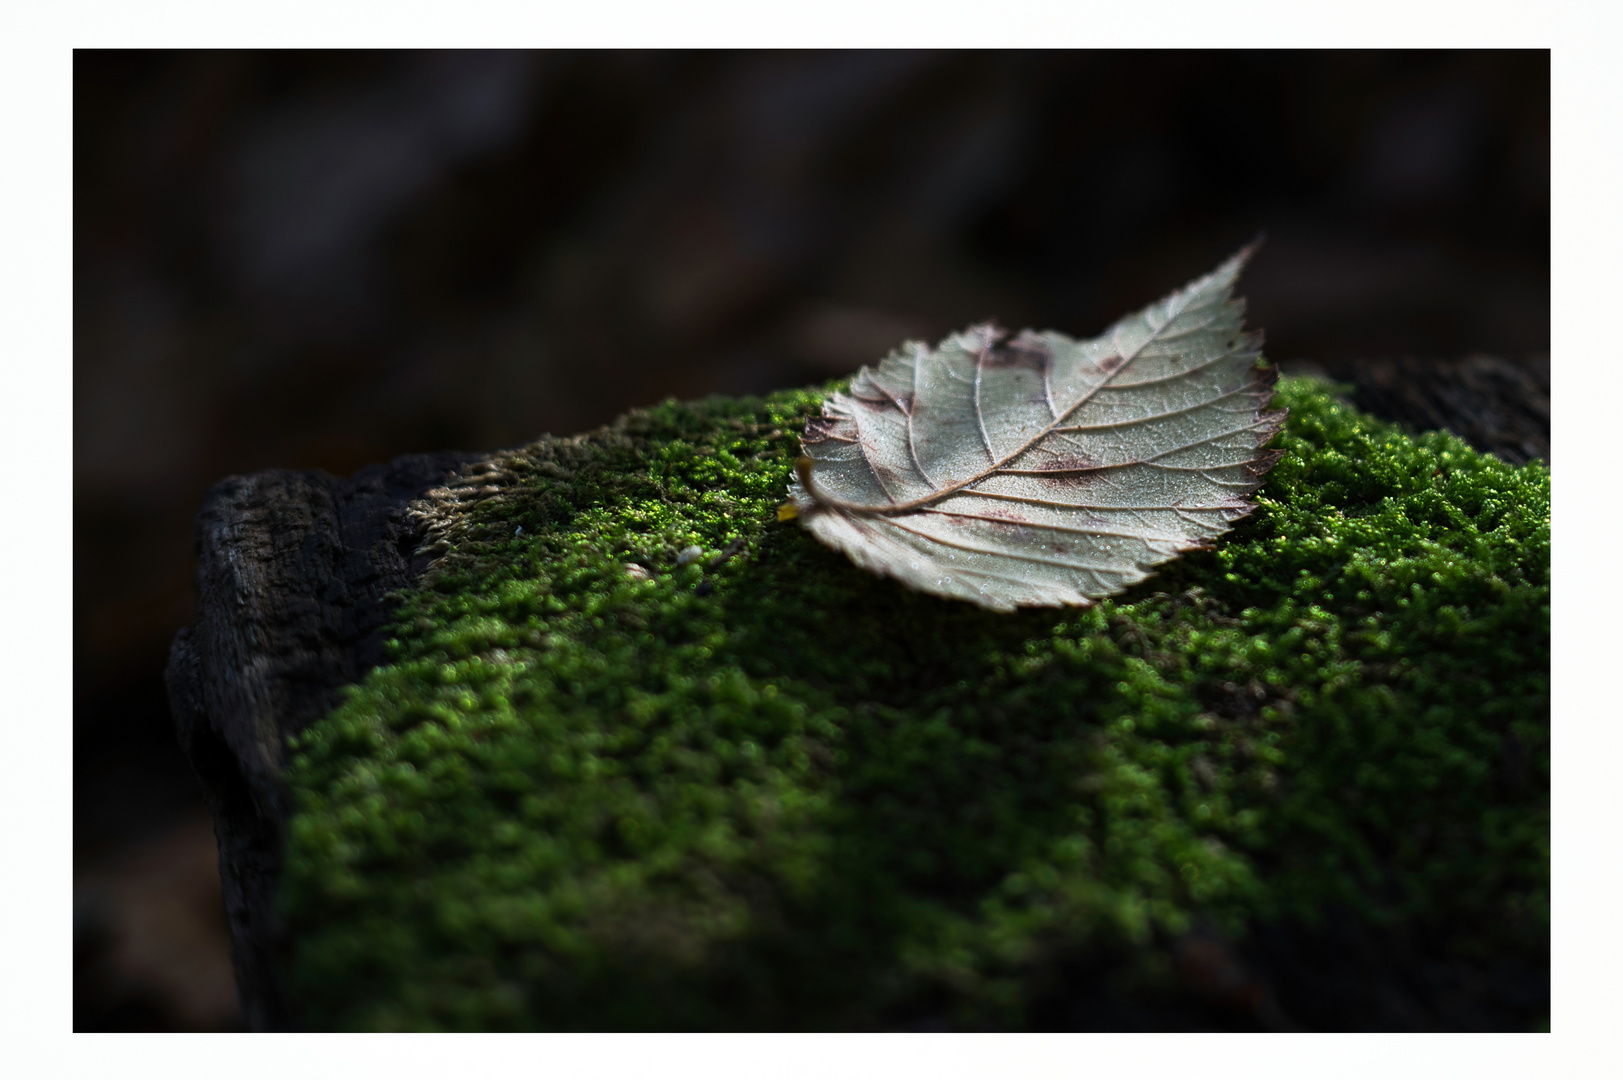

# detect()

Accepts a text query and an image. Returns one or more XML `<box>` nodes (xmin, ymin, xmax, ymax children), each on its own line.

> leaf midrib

<box><xmin>812</xmin><ymin>291</ymin><xmax>1214</xmax><ymax>517</ymax></box>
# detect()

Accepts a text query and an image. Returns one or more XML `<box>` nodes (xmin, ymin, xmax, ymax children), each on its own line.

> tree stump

<box><xmin>168</xmin><ymin>359</ymin><xmax>1549</xmax><ymax>1031</ymax></box>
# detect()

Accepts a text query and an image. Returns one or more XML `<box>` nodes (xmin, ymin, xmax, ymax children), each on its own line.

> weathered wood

<box><xmin>1284</xmin><ymin>353</ymin><xmax>1550</xmax><ymax>464</ymax></box>
<box><xmin>165</xmin><ymin>452</ymin><xmax>480</xmax><ymax>1031</ymax></box>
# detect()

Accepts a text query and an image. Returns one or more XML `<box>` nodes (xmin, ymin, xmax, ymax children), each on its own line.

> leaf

<box><xmin>783</xmin><ymin>244</ymin><xmax>1285</xmax><ymax>611</ymax></box>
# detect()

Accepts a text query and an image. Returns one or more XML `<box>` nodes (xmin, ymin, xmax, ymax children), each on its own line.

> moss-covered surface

<box><xmin>280</xmin><ymin>377</ymin><xmax>1549</xmax><ymax>1031</ymax></box>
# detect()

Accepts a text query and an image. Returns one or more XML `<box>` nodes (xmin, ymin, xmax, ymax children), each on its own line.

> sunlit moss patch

<box><xmin>281</xmin><ymin>377</ymin><xmax>1548</xmax><ymax>1031</ymax></box>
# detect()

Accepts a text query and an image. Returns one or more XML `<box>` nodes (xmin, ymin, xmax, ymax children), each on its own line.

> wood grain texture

<box><xmin>164</xmin><ymin>451</ymin><xmax>480</xmax><ymax>1030</ymax></box>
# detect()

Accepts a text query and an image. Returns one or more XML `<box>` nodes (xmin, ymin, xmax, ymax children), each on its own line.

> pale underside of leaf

<box><xmin>786</xmin><ymin>245</ymin><xmax>1286</xmax><ymax>611</ymax></box>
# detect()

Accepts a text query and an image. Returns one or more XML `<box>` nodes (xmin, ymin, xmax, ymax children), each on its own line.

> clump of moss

<box><xmin>280</xmin><ymin>377</ymin><xmax>1549</xmax><ymax>1031</ymax></box>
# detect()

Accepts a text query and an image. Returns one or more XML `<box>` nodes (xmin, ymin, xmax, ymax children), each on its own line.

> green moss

<box><xmin>280</xmin><ymin>377</ymin><xmax>1549</xmax><ymax>1031</ymax></box>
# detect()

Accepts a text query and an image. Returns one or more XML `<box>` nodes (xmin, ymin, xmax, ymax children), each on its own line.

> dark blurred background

<box><xmin>74</xmin><ymin>49</ymin><xmax>1549</xmax><ymax>1030</ymax></box>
